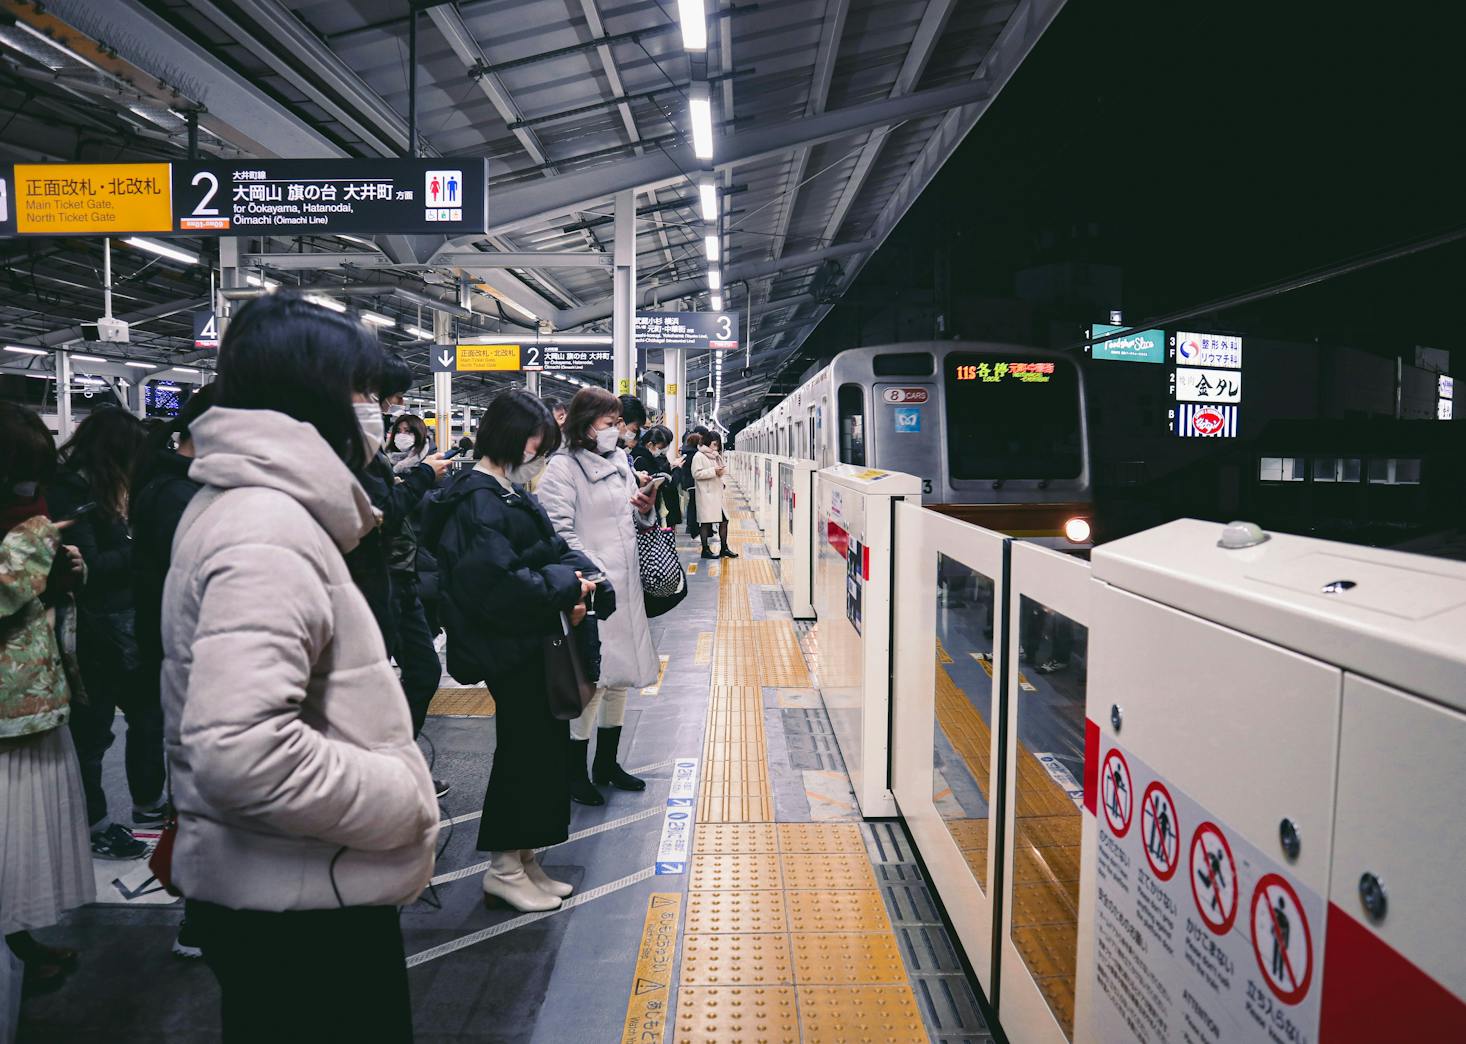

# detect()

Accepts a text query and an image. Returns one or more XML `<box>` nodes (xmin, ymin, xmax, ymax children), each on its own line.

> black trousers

<box><xmin>391</xmin><ymin>575</ymin><xmax>440</xmax><ymax>738</ymax></box>
<box><xmin>68</xmin><ymin>665</ymin><xmax>164</xmax><ymax>826</ymax></box>
<box><xmin>477</xmin><ymin>661</ymin><xmax>571</xmax><ymax>852</ymax></box>
<box><xmin>191</xmin><ymin>901</ymin><xmax>413</xmax><ymax>1043</ymax></box>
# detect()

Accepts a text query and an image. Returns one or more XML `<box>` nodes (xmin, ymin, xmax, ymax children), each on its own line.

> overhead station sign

<box><xmin>0</xmin><ymin>159</ymin><xmax>488</xmax><ymax>238</ymax></box>
<box><xmin>1090</xmin><ymin>323</ymin><xmax>1164</xmax><ymax>364</ymax></box>
<box><xmin>431</xmin><ymin>341</ymin><xmax>616</xmax><ymax>374</ymax></box>
<box><xmin>635</xmin><ymin>311</ymin><xmax>739</xmax><ymax>352</ymax></box>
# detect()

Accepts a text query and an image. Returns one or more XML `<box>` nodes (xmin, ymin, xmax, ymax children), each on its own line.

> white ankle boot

<box><xmin>520</xmin><ymin>849</ymin><xmax>574</xmax><ymax>899</ymax></box>
<box><xmin>482</xmin><ymin>851</ymin><xmax>562</xmax><ymax>912</ymax></box>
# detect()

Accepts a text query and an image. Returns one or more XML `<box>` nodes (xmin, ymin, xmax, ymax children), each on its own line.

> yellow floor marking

<box><xmin>686</xmin><ymin>562</ymin><xmax>697</xmax><ymax>574</ymax></box>
<box><xmin>620</xmin><ymin>893</ymin><xmax>681</xmax><ymax>1044</ymax></box>
<box><xmin>693</xmin><ymin>632</ymin><xmax>713</xmax><ymax>664</ymax></box>
<box><xmin>680</xmin><ymin>933</ymin><xmax>794</xmax><ymax>986</ymax></box>
<box><xmin>426</xmin><ymin>687</ymin><xmax>496</xmax><ymax>716</ymax></box>
<box><xmin>642</xmin><ymin>654</ymin><xmax>670</xmax><ymax>695</ymax></box>
<box><xmin>796</xmin><ymin>986</ymin><xmax>928</xmax><ymax>1043</ymax></box>
<box><xmin>790</xmin><ymin>933</ymin><xmax>908</xmax><ymax>985</ymax></box>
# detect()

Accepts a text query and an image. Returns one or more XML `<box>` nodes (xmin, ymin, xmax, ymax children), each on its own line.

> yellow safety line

<box><xmin>619</xmin><ymin>893</ymin><xmax>682</xmax><ymax>1044</ymax></box>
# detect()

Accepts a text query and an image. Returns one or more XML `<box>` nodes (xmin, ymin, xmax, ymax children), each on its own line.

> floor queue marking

<box><xmin>1251</xmin><ymin>873</ymin><xmax>1313</xmax><ymax>1004</ymax></box>
<box><xmin>1140</xmin><ymin>780</ymin><xmax>1180</xmax><ymax>881</ymax></box>
<box><xmin>1100</xmin><ymin>747</ymin><xmax>1133</xmax><ymax>837</ymax></box>
<box><xmin>621</xmin><ymin>894</ymin><xmax>683</xmax><ymax>1044</ymax></box>
<box><xmin>1189</xmin><ymin>820</ymin><xmax>1239</xmax><ymax>934</ymax></box>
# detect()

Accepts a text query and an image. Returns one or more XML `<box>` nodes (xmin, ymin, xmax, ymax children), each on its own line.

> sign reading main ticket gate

<box><xmin>1089</xmin><ymin>736</ymin><xmax>1322</xmax><ymax>1043</ymax></box>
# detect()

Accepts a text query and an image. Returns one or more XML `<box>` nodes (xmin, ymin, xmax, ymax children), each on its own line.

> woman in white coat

<box><xmin>536</xmin><ymin>388</ymin><xmax>660</xmax><ymax>806</ymax></box>
<box><xmin>691</xmin><ymin>431</ymin><xmax>738</xmax><ymax>560</ymax></box>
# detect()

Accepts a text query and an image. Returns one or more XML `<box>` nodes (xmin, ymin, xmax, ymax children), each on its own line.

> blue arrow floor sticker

<box><xmin>654</xmin><ymin>758</ymin><xmax>699</xmax><ymax>874</ymax></box>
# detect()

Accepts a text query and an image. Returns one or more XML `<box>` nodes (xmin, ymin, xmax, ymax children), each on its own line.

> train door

<box><xmin>818</xmin><ymin>395</ymin><xmax>831</xmax><ymax>467</ymax></box>
<box><xmin>807</xmin><ymin>404</ymin><xmax>816</xmax><ymax>461</ymax></box>
<box><xmin>837</xmin><ymin>383</ymin><xmax>866</xmax><ymax>465</ymax></box>
<box><xmin>872</xmin><ymin>382</ymin><xmax>937</xmax><ymax>493</ymax></box>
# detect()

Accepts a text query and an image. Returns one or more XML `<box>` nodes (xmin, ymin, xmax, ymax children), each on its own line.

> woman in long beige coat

<box><xmin>691</xmin><ymin>432</ymin><xmax>737</xmax><ymax>560</ymax></box>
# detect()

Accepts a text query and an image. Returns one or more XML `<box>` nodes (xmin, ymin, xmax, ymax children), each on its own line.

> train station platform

<box><xmin>12</xmin><ymin>486</ymin><xmax>993</xmax><ymax>1044</ymax></box>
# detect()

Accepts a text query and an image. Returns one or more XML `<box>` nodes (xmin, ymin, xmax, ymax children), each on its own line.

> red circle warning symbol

<box><xmin>1100</xmin><ymin>748</ymin><xmax>1133</xmax><ymax>838</ymax></box>
<box><xmin>1140</xmin><ymin>781</ymin><xmax>1180</xmax><ymax>881</ymax></box>
<box><xmin>1250</xmin><ymin>873</ymin><xmax>1313</xmax><ymax>1005</ymax></box>
<box><xmin>1189</xmin><ymin>821</ymin><xmax>1238</xmax><ymax>934</ymax></box>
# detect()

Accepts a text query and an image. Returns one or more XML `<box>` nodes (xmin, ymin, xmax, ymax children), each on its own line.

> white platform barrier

<box><xmin>776</xmin><ymin>457</ymin><xmax>817</xmax><ymax>619</ymax></box>
<box><xmin>811</xmin><ymin>464</ymin><xmax>922</xmax><ymax>818</ymax></box>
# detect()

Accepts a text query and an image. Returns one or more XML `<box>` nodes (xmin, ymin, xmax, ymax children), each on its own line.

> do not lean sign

<box><xmin>1100</xmin><ymin>748</ymin><xmax>1133</xmax><ymax>837</ymax></box>
<box><xmin>1141</xmin><ymin>780</ymin><xmax>1179</xmax><ymax>881</ymax></box>
<box><xmin>1251</xmin><ymin>873</ymin><xmax>1314</xmax><ymax>1005</ymax></box>
<box><xmin>1189</xmin><ymin>821</ymin><xmax>1238</xmax><ymax>934</ymax></box>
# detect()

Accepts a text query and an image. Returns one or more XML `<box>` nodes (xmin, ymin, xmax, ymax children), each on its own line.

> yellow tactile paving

<box><xmin>942</xmin><ymin>817</ymin><xmax>989</xmax><ymax>852</ymax></box>
<box><xmin>790</xmin><ymin>933</ymin><xmax>908</xmax><ymax>985</ymax></box>
<box><xmin>672</xmin><ymin>987</ymin><xmax>800</xmax><ymax>1044</ymax></box>
<box><xmin>781</xmin><ymin>853</ymin><xmax>879</xmax><ymax>891</ymax></box>
<box><xmin>785</xmin><ymin>891</ymin><xmax>893</xmax><ymax>934</ymax></box>
<box><xmin>694</xmin><ymin>823</ymin><xmax>779</xmax><ymax>854</ymax></box>
<box><xmin>776</xmin><ymin>822</ymin><xmax>864</xmax><ymax>854</ymax></box>
<box><xmin>684</xmin><ymin>891</ymin><xmax>790</xmax><ymax>934</ymax></box>
<box><xmin>795</xmin><ymin>987</ymin><xmax>929</xmax><ymax>1043</ymax></box>
<box><xmin>689</xmin><ymin>853</ymin><xmax>783</xmax><ymax>891</ymax></box>
<box><xmin>680</xmin><ymin>933</ymin><xmax>794</xmax><ymax>986</ymax></box>
<box><xmin>426</xmin><ymin>687</ymin><xmax>496</xmax><ymax>716</ymax></box>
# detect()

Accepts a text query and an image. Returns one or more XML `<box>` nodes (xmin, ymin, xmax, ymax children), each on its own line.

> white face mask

<box><xmin>392</xmin><ymin>433</ymin><xmax>416</xmax><ymax>451</ymax></box>
<box><xmin>354</xmin><ymin>402</ymin><xmax>384</xmax><ymax>460</ymax></box>
<box><xmin>522</xmin><ymin>448</ymin><xmax>538</xmax><ymax>465</ymax></box>
<box><xmin>594</xmin><ymin>427</ymin><xmax>621</xmax><ymax>454</ymax></box>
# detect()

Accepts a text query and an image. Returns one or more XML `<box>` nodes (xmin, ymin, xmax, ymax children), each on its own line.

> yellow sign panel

<box><xmin>13</xmin><ymin>163</ymin><xmax>173</xmax><ymax>235</ymax></box>
<box><xmin>457</xmin><ymin>344</ymin><xmax>521</xmax><ymax>372</ymax></box>
<box><xmin>667</xmin><ymin>383</ymin><xmax>678</xmax><ymax>395</ymax></box>
<box><xmin>617</xmin><ymin>377</ymin><xmax>632</xmax><ymax>395</ymax></box>
<box><xmin>621</xmin><ymin>893</ymin><xmax>681</xmax><ymax>1044</ymax></box>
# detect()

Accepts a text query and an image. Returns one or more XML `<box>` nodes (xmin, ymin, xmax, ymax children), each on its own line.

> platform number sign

<box><xmin>193</xmin><ymin>309</ymin><xmax>220</xmax><ymax>349</ymax></box>
<box><xmin>1189</xmin><ymin>821</ymin><xmax>1239</xmax><ymax>934</ymax></box>
<box><xmin>1141</xmin><ymin>780</ymin><xmax>1180</xmax><ymax>881</ymax></box>
<box><xmin>1250</xmin><ymin>874</ymin><xmax>1313</xmax><ymax>1005</ymax></box>
<box><xmin>1100</xmin><ymin>748</ymin><xmax>1133</xmax><ymax>837</ymax></box>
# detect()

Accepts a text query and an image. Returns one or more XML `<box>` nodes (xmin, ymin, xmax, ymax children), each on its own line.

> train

<box><xmin>735</xmin><ymin>341</ymin><xmax>1094</xmax><ymax>546</ymax></box>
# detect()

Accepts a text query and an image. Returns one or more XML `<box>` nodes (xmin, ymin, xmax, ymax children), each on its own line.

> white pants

<box><xmin>571</xmin><ymin>686</ymin><xmax>628</xmax><ymax>741</ymax></box>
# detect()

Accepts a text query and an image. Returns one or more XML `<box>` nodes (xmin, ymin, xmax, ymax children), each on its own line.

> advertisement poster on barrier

<box><xmin>1089</xmin><ymin>737</ymin><xmax>1323</xmax><ymax>1044</ymax></box>
<box><xmin>845</xmin><ymin>539</ymin><xmax>864</xmax><ymax>635</ymax></box>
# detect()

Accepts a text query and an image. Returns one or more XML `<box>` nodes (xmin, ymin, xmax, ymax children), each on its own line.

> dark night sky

<box><xmin>811</xmin><ymin>1</ymin><xmax>1466</xmax><ymax>359</ymax></box>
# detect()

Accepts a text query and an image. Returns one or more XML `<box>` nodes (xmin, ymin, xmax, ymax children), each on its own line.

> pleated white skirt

<box><xmin>0</xmin><ymin>726</ymin><xmax>95</xmax><ymax>935</ymax></box>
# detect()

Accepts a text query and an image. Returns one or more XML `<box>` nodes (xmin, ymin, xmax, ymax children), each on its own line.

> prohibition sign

<box><xmin>1250</xmin><ymin>873</ymin><xmax>1313</xmax><ymax>1005</ymax></box>
<box><xmin>1189</xmin><ymin>821</ymin><xmax>1238</xmax><ymax>934</ymax></box>
<box><xmin>1100</xmin><ymin>748</ymin><xmax>1133</xmax><ymax>837</ymax></box>
<box><xmin>1140</xmin><ymin>780</ymin><xmax>1179</xmax><ymax>881</ymax></box>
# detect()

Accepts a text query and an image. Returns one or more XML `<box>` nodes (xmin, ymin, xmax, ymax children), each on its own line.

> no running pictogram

<box><xmin>1100</xmin><ymin>748</ymin><xmax>1133</xmax><ymax>837</ymax></box>
<box><xmin>1189</xmin><ymin>821</ymin><xmax>1238</xmax><ymax>934</ymax></box>
<box><xmin>1140</xmin><ymin>780</ymin><xmax>1179</xmax><ymax>881</ymax></box>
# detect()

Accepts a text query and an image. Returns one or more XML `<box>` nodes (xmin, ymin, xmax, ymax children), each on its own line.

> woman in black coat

<box><xmin>420</xmin><ymin>389</ymin><xmax>599</xmax><ymax>913</ymax></box>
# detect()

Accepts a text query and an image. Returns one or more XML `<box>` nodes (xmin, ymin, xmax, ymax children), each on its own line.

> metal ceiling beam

<box><xmin>243</xmin><ymin>251</ymin><xmax>610</xmax><ymax>270</ymax></box>
<box><xmin>0</xmin><ymin>295</ymin><xmax>211</xmax><ymax>348</ymax></box>
<box><xmin>433</xmin><ymin>77</ymin><xmax>991</xmax><ymax>249</ymax></box>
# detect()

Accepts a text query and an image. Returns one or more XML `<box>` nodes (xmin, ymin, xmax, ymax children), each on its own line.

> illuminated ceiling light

<box><xmin>705</xmin><ymin>235</ymin><xmax>719</xmax><ymax>262</ymax></box>
<box><xmin>304</xmin><ymin>293</ymin><xmax>347</xmax><ymax>313</ymax></box>
<box><xmin>361</xmin><ymin>311</ymin><xmax>396</xmax><ymax>328</ymax></box>
<box><xmin>689</xmin><ymin>84</ymin><xmax>714</xmax><ymax>160</ymax></box>
<box><xmin>711</xmin><ymin>294</ymin><xmax>724</xmax><ymax>311</ymax></box>
<box><xmin>538</xmin><ymin>334</ymin><xmax>614</xmax><ymax>346</ymax></box>
<box><xmin>4</xmin><ymin>344</ymin><xmax>47</xmax><ymax>356</ymax></box>
<box><xmin>74</xmin><ymin>376</ymin><xmax>105</xmax><ymax>386</ymax></box>
<box><xmin>70</xmin><ymin>353</ymin><xmax>106</xmax><ymax>363</ymax></box>
<box><xmin>245</xmin><ymin>272</ymin><xmax>279</xmax><ymax>289</ymax></box>
<box><xmin>676</xmin><ymin>0</ymin><xmax>708</xmax><ymax>50</ymax></box>
<box><xmin>155</xmin><ymin>383</ymin><xmax>181</xmax><ymax>392</ymax></box>
<box><xmin>405</xmin><ymin>325</ymin><xmax>433</xmax><ymax>340</ymax></box>
<box><xmin>699</xmin><ymin>179</ymin><xmax>718</xmax><ymax>222</ymax></box>
<box><xmin>174</xmin><ymin>367</ymin><xmax>201</xmax><ymax>374</ymax></box>
<box><xmin>122</xmin><ymin>236</ymin><xmax>199</xmax><ymax>265</ymax></box>
<box><xmin>708</xmin><ymin>270</ymin><xmax>722</xmax><ymax>291</ymax></box>
<box><xmin>124</xmin><ymin>361</ymin><xmax>156</xmax><ymax>369</ymax></box>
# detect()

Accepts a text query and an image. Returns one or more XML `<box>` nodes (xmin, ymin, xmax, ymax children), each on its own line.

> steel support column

<box><xmin>612</xmin><ymin>190</ymin><xmax>636</xmax><ymax>395</ymax></box>
<box><xmin>433</xmin><ymin>309</ymin><xmax>454</xmax><ymax>451</ymax></box>
<box><xmin>218</xmin><ymin>238</ymin><xmax>242</xmax><ymax>339</ymax></box>
<box><xmin>662</xmin><ymin>348</ymin><xmax>686</xmax><ymax>448</ymax></box>
<box><xmin>54</xmin><ymin>349</ymin><xmax>72</xmax><ymax>440</ymax></box>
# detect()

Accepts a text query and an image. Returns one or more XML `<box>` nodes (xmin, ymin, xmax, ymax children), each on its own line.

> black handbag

<box><xmin>544</xmin><ymin>609</ymin><xmax>595</xmax><ymax>720</ymax></box>
<box><xmin>644</xmin><ymin>570</ymin><xmax>689</xmax><ymax>619</ymax></box>
<box><xmin>636</xmin><ymin>523</ymin><xmax>684</xmax><ymax>597</ymax></box>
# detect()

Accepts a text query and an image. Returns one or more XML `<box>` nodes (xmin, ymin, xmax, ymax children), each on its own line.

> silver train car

<box><xmin>737</xmin><ymin>341</ymin><xmax>1094</xmax><ymax>545</ymax></box>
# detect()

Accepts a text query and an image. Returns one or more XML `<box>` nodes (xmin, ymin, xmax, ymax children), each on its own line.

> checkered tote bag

<box><xmin>636</xmin><ymin>523</ymin><xmax>684</xmax><ymax>597</ymax></box>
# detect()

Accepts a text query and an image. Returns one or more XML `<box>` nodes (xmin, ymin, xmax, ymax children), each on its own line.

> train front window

<box><xmin>944</xmin><ymin>355</ymin><xmax>1082</xmax><ymax>481</ymax></box>
<box><xmin>838</xmin><ymin>383</ymin><xmax>866</xmax><ymax>465</ymax></box>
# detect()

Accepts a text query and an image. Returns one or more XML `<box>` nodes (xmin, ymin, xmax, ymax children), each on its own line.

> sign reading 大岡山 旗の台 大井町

<box><xmin>0</xmin><ymin>160</ymin><xmax>488</xmax><ymax>238</ymax></box>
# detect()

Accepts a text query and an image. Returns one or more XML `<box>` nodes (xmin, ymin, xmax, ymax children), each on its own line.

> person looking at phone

<box><xmin>538</xmin><ymin>388</ymin><xmax>660</xmax><ymax>806</ymax></box>
<box><xmin>419</xmin><ymin>389</ymin><xmax>598</xmax><ymax>912</ymax></box>
<box><xmin>692</xmin><ymin>431</ymin><xmax>738</xmax><ymax>559</ymax></box>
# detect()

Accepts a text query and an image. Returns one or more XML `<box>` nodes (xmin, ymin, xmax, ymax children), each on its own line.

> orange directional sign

<box><xmin>11</xmin><ymin>163</ymin><xmax>172</xmax><ymax>235</ymax></box>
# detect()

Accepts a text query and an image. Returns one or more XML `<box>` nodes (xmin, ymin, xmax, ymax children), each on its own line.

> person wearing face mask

<box><xmin>387</xmin><ymin>413</ymin><xmax>431</xmax><ymax>475</ymax></box>
<box><xmin>419</xmin><ymin>389</ymin><xmax>599</xmax><ymax>911</ymax></box>
<box><xmin>537</xmin><ymin>388</ymin><xmax>660</xmax><ymax>806</ymax></box>
<box><xmin>692</xmin><ymin>431</ymin><xmax>737</xmax><ymax>559</ymax></box>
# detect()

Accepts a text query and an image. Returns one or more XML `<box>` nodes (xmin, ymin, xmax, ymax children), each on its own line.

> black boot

<box><xmin>700</xmin><ymin>543</ymin><xmax>717</xmax><ymax>559</ymax></box>
<box><xmin>567</xmin><ymin>738</ymin><xmax>604</xmax><ymax>806</ymax></box>
<box><xmin>591</xmin><ymin>727</ymin><xmax>645</xmax><ymax>791</ymax></box>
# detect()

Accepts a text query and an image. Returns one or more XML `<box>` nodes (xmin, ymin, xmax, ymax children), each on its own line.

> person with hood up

<box><xmin>419</xmin><ymin>389</ymin><xmax>599</xmax><ymax>912</ymax></box>
<box><xmin>537</xmin><ymin>388</ymin><xmax>660</xmax><ymax>806</ymax></box>
<box><xmin>160</xmin><ymin>292</ymin><xmax>438</xmax><ymax>1041</ymax></box>
<box><xmin>692</xmin><ymin>431</ymin><xmax>738</xmax><ymax>559</ymax></box>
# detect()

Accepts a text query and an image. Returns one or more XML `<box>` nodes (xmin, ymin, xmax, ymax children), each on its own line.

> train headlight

<box><xmin>1063</xmin><ymin>517</ymin><xmax>1092</xmax><ymax>544</ymax></box>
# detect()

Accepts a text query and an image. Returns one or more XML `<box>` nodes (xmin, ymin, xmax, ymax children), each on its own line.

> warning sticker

<box><xmin>620</xmin><ymin>893</ymin><xmax>681</xmax><ymax>1044</ymax></box>
<box><xmin>1090</xmin><ymin>737</ymin><xmax>1323</xmax><ymax>1044</ymax></box>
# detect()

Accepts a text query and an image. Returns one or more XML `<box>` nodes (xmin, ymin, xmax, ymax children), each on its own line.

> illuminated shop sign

<box><xmin>1172</xmin><ymin>367</ymin><xmax>1242</xmax><ymax>404</ymax></box>
<box><xmin>1090</xmin><ymin>324</ymin><xmax>1164</xmax><ymax>364</ymax></box>
<box><xmin>1174</xmin><ymin>331</ymin><xmax>1242</xmax><ymax>369</ymax></box>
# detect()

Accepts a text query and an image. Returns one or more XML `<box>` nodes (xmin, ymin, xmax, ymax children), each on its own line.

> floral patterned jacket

<box><xmin>0</xmin><ymin>516</ymin><xmax>71</xmax><ymax>737</ymax></box>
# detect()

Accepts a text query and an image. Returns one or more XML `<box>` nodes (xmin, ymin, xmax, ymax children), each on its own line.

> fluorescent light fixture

<box><xmin>70</xmin><ymin>354</ymin><xmax>106</xmax><ymax>363</ymax></box>
<box><xmin>4</xmin><ymin>345</ymin><xmax>47</xmax><ymax>356</ymax></box>
<box><xmin>699</xmin><ymin>179</ymin><xmax>718</xmax><ymax>222</ymax></box>
<box><xmin>405</xmin><ymin>325</ymin><xmax>433</xmax><ymax>340</ymax></box>
<box><xmin>689</xmin><ymin>87</ymin><xmax>714</xmax><ymax>160</ymax></box>
<box><xmin>705</xmin><ymin>235</ymin><xmax>719</xmax><ymax>262</ymax></box>
<box><xmin>361</xmin><ymin>311</ymin><xmax>396</xmax><ymax>328</ymax></box>
<box><xmin>537</xmin><ymin>334</ymin><xmax>614</xmax><ymax>346</ymax></box>
<box><xmin>74</xmin><ymin>377</ymin><xmax>105</xmax><ymax>386</ymax></box>
<box><xmin>155</xmin><ymin>383</ymin><xmax>181</xmax><ymax>392</ymax></box>
<box><xmin>304</xmin><ymin>294</ymin><xmax>347</xmax><ymax>313</ymax></box>
<box><xmin>245</xmin><ymin>272</ymin><xmax>279</xmax><ymax>289</ymax></box>
<box><xmin>174</xmin><ymin>367</ymin><xmax>201</xmax><ymax>374</ymax></box>
<box><xmin>708</xmin><ymin>270</ymin><xmax>722</xmax><ymax>291</ymax></box>
<box><xmin>124</xmin><ymin>361</ymin><xmax>156</xmax><ymax>369</ymax></box>
<box><xmin>123</xmin><ymin>237</ymin><xmax>199</xmax><ymax>265</ymax></box>
<box><xmin>711</xmin><ymin>294</ymin><xmax>724</xmax><ymax>311</ymax></box>
<box><xmin>676</xmin><ymin>0</ymin><xmax>707</xmax><ymax>49</ymax></box>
